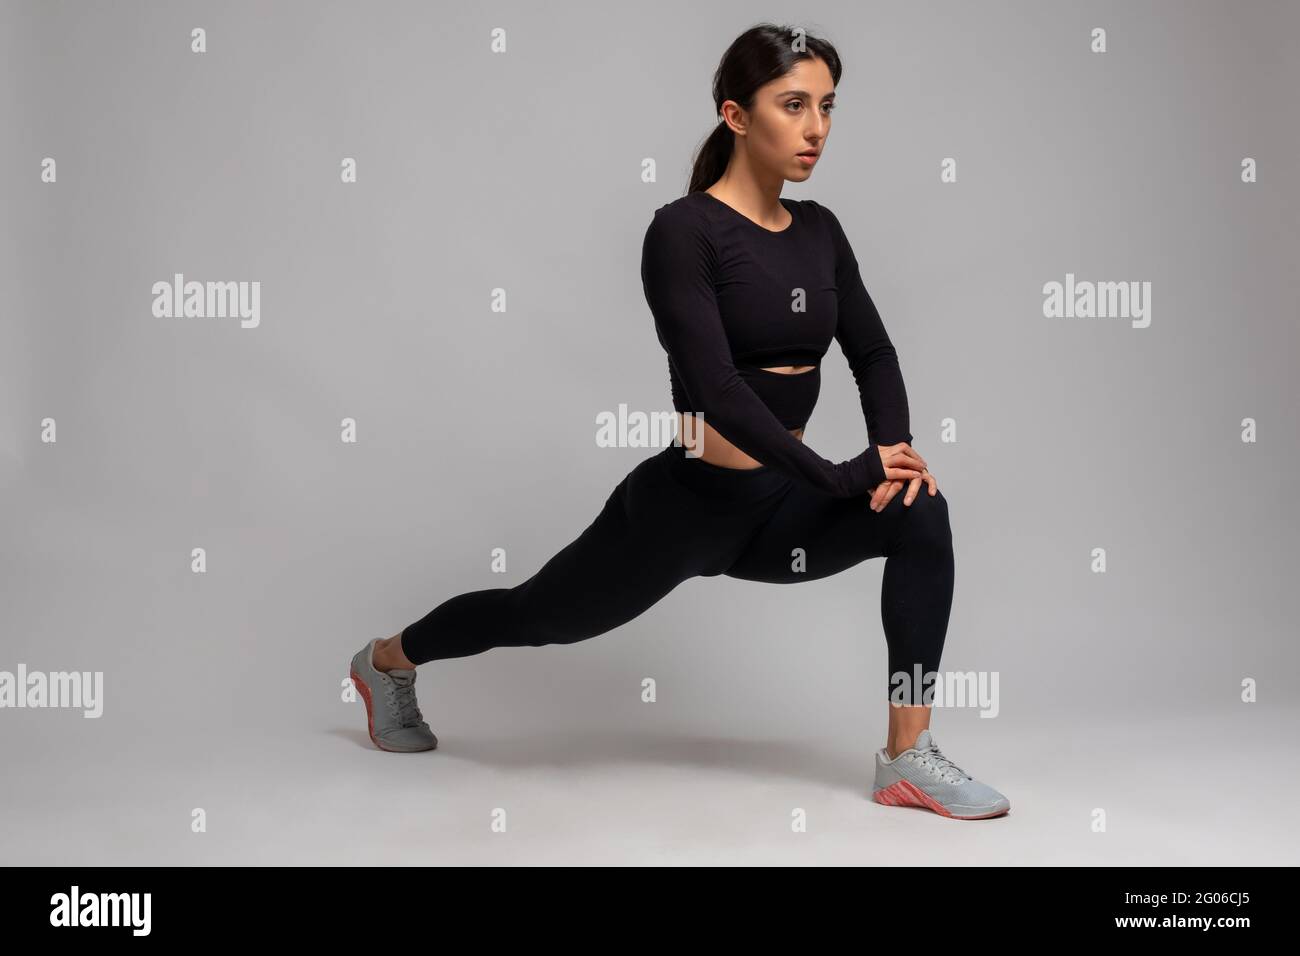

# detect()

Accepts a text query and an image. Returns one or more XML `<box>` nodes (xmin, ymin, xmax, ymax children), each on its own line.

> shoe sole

<box><xmin>350</xmin><ymin>667</ymin><xmax>437</xmax><ymax>753</ymax></box>
<box><xmin>872</xmin><ymin>779</ymin><xmax>1009</xmax><ymax>819</ymax></box>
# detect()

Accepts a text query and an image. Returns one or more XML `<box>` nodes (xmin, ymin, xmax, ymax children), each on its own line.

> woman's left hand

<box><xmin>869</xmin><ymin>468</ymin><xmax>939</xmax><ymax>512</ymax></box>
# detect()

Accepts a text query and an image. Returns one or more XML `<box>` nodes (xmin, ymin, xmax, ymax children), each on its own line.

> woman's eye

<box><xmin>787</xmin><ymin>101</ymin><xmax>834</xmax><ymax>113</ymax></box>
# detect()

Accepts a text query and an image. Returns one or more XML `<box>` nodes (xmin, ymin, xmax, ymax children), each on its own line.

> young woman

<box><xmin>350</xmin><ymin>23</ymin><xmax>1010</xmax><ymax>820</ymax></box>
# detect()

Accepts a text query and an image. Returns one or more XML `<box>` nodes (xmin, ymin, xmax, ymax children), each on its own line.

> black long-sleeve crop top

<box><xmin>640</xmin><ymin>190</ymin><xmax>912</xmax><ymax>498</ymax></box>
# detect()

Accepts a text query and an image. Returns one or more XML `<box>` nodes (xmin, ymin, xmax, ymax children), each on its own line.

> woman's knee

<box><xmin>893</xmin><ymin>486</ymin><xmax>952</xmax><ymax>551</ymax></box>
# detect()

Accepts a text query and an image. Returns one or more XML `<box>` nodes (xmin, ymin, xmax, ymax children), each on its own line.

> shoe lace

<box><xmin>384</xmin><ymin>673</ymin><xmax>424</xmax><ymax>727</ymax></box>
<box><xmin>909</xmin><ymin>742</ymin><xmax>970</xmax><ymax>784</ymax></box>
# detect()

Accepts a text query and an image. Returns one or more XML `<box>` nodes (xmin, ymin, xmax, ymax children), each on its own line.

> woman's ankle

<box><xmin>373</xmin><ymin>634</ymin><xmax>416</xmax><ymax>672</ymax></box>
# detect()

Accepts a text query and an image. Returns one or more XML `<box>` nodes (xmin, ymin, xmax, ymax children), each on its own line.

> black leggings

<box><xmin>399</xmin><ymin>442</ymin><xmax>954</xmax><ymax>701</ymax></box>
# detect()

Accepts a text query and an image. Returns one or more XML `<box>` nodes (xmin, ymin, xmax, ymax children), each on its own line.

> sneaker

<box><xmin>872</xmin><ymin>729</ymin><xmax>1009</xmax><ymax>819</ymax></box>
<box><xmin>349</xmin><ymin>638</ymin><xmax>438</xmax><ymax>752</ymax></box>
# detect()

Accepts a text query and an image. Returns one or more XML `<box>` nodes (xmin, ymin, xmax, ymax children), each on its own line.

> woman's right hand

<box><xmin>879</xmin><ymin>441</ymin><xmax>927</xmax><ymax>479</ymax></box>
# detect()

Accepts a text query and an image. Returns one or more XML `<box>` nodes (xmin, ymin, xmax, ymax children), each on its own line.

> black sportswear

<box><xmin>400</xmin><ymin>441</ymin><xmax>954</xmax><ymax>704</ymax></box>
<box><xmin>640</xmin><ymin>191</ymin><xmax>913</xmax><ymax>498</ymax></box>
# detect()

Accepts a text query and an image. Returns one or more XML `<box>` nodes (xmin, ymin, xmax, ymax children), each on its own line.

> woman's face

<box><xmin>728</xmin><ymin>56</ymin><xmax>836</xmax><ymax>182</ymax></box>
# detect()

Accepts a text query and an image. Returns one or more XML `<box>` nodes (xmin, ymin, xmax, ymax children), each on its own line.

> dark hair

<box><xmin>687</xmin><ymin>23</ymin><xmax>843</xmax><ymax>195</ymax></box>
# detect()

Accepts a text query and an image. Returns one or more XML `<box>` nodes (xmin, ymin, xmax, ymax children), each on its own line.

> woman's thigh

<box><xmin>723</xmin><ymin>481</ymin><xmax>948</xmax><ymax>583</ymax></box>
<box><xmin>508</xmin><ymin>449</ymin><xmax>764</xmax><ymax>642</ymax></box>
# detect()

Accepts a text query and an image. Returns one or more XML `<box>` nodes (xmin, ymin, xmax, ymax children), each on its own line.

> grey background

<box><xmin>2</xmin><ymin>0</ymin><xmax>1296</xmax><ymax>865</ymax></box>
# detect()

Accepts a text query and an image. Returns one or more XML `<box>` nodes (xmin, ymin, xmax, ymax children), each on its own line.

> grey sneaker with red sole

<box><xmin>872</xmin><ymin>729</ymin><xmax>1009</xmax><ymax>819</ymax></box>
<box><xmin>349</xmin><ymin>638</ymin><xmax>438</xmax><ymax>752</ymax></box>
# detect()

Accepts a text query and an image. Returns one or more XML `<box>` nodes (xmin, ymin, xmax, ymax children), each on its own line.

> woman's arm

<box><xmin>812</xmin><ymin>200</ymin><xmax>914</xmax><ymax>449</ymax></box>
<box><xmin>640</xmin><ymin>200</ymin><xmax>887</xmax><ymax>498</ymax></box>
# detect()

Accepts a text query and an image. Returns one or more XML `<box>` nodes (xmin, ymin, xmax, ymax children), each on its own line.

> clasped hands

<box><xmin>869</xmin><ymin>441</ymin><xmax>935</xmax><ymax>512</ymax></box>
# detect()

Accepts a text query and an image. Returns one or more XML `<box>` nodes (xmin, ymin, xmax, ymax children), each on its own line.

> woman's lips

<box><xmin>797</xmin><ymin>153</ymin><xmax>818</xmax><ymax>166</ymax></box>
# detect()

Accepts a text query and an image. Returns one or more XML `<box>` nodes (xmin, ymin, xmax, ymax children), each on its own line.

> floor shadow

<box><xmin>330</xmin><ymin>726</ymin><xmax>873</xmax><ymax>793</ymax></box>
